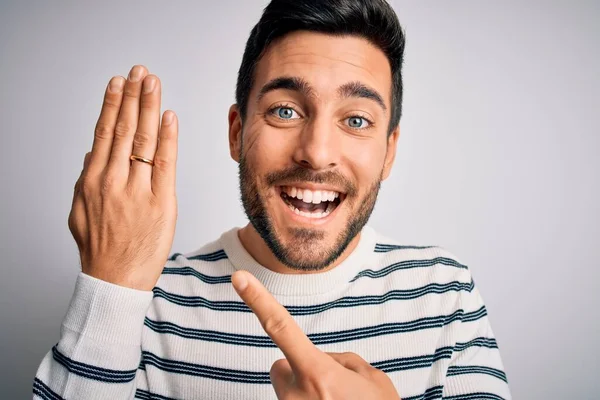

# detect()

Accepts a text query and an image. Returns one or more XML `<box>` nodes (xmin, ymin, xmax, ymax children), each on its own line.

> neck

<box><xmin>237</xmin><ymin>224</ymin><xmax>362</xmax><ymax>275</ymax></box>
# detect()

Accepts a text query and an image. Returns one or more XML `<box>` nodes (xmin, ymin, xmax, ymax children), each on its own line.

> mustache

<box><xmin>265</xmin><ymin>165</ymin><xmax>357</xmax><ymax>197</ymax></box>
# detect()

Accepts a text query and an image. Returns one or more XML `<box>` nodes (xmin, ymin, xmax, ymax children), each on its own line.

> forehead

<box><xmin>252</xmin><ymin>31</ymin><xmax>392</xmax><ymax>104</ymax></box>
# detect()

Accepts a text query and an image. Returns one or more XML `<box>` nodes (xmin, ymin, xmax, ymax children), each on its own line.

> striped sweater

<box><xmin>33</xmin><ymin>225</ymin><xmax>512</xmax><ymax>399</ymax></box>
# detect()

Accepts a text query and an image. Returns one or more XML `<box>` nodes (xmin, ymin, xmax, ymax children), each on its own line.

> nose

<box><xmin>292</xmin><ymin>116</ymin><xmax>340</xmax><ymax>170</ymax></box>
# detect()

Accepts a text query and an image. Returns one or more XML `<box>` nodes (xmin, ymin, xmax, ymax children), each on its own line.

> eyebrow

<box><xmin>338</xmin><ymin>81</ymin><xmax>387</xmax><ymax>112</ymax></box>
<box><xmin>257</xmin><ymin>76</ymin><xmax>387</xmax><ymax>113</ymax></box>
<box><xmin>257</xmin><ymin>76</ymin><xmax>315</xmax><ymax>102</ymax></box>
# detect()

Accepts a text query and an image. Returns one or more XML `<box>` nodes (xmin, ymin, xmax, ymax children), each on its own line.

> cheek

<box><xmin>245</xmin><ymin>125</ymin><xmax>297</xmax><ymax>169</ymax></box>
<box><xmin>342</xmin><ymin>140</ymin><xmax>387</xmax><ymax>184</ymax></box>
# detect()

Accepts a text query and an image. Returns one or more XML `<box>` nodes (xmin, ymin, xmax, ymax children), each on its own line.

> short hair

<box><xmin>235</xmin><ymin>0</ymin><xmax>406</xmax><ymax>136</ymax></box>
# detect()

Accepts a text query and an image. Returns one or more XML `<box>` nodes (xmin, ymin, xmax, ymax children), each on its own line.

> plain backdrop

<box><xmin>1</xmin><ymin>1</ymin><xmax>598</xmax><ymax>398</ymax></box>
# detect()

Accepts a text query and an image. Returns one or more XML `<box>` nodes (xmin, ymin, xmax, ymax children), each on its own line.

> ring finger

<box><xmin>128</xmin><ymin>74</ymin><xmax>161</xmax><ymax>190</ymax></box>
<box><xmin>105</xmin><ymin>64</ymin><xmax>148</xmax><ymax>185</ymax></box>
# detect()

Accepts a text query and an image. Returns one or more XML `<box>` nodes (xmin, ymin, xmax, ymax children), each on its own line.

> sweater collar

<box><xmin>219</xmin><ymin>225</ymin><xmax>376</xmax><ymax>296</ymax></box>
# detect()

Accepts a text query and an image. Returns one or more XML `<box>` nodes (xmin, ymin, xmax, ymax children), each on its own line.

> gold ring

<box><xmin>130</xmin><ymin>155</ymin><xmax>154</xmax><ymax>166</ymax></box>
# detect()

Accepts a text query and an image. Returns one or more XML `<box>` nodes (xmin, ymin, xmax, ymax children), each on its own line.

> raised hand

<box><xmin>231</xmin><ymin>271</ymin><xmax>402</xmax><ymax>400</ymax></box>
<box><xmin>68</xmin><ymin>65</ymin><xmax>178</xmax><ymax>291</ymax></box>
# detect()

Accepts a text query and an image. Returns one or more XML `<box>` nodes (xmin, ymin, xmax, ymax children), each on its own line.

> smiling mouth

<box><xmin>279</xmin><ymin>186</ymin><xmax>345</xmax><ymax>219</ymax></box>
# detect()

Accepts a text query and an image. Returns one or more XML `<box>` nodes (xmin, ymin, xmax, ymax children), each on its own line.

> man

<box><xmin>33</xmin><ymin>0</ymin><xmax>511</xmax><ymax>399</ymax></box>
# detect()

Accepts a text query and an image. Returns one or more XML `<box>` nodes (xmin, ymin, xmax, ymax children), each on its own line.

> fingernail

<box><xmin>232</xmin><ymin>272</ymin><xmax>248</xmax><ymax>292</ymax></box>
<box><xmin>143</xmin><ymin>76</ymin><xmax>156</xmax><ymax>93</ymax></box>
<box><xmin>108</xmin><ymin>76</ymin><xmax>124</xmax><ymax>93</ymax></box>
<box><xmin>163</xmin><ymin>111</ymin><xmax>174</xmax><ymax>125</ymax></box>
<box><xmin>128</xmin><ymin>65</ymin><xmax>144</xmax><ymax>82</ymax></box>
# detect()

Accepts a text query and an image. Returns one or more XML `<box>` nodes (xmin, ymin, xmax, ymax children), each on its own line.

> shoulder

<box><xmin>165</xmin><ymin>234</ymin><xmax>232</xmax><ymax>274</ymax></box>
<box><xmin>368</xmin><ymin>228</ymin><xmax>473</xmax><ymax>285</ymax></box>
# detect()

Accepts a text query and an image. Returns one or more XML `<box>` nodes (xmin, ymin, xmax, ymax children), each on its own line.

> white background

<box><xmin>0</xmin><ymin>1</ymin><xmax>598</xmax><ymax>398</ymax></box>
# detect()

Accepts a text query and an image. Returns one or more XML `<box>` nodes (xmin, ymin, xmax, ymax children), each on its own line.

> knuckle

<box><xmin>140</xmin><ymin>96</ymin><xmax>154</xmax><ymax>110</ymax></box>
<box><xmin>132</xmin><ymin>130</ymin><xmax>152</xmax><ymax>148</ymax></box>
<box><xmin>369</xmin><ymin>367</ymin><xmax>386</xmax><ymax>380</ymax></box>
<box><xmin>103</xmin><ymin>95</ymin><xmax>121</xmax><ymax>109</ymax></box>
<box><xmin>123</xmin><ymin>85</ymin><xmax>139</xmax><ymax>99</ymax></box>
<box><xmin>94</xmin><ymin>123</ymin><xmax>113</xmax><ymax>140</ymax></box>
<box><xmin>152</xmin><ymin>156</ymin><xmax>169</xmax><ymax>170</ymax></box>
<box><xmin>81</xmin><ymin>176</ymin><xmax>96</xmax><ymax>197</ymax></box>
<box><xmin>344</xmin><ymin>351</ymin><xmax>362</xmax><ymax>362</ymax></box>
<box><xmin>100</xmin><ymin>174</ymin><xmax>117</xmax><ymax>195</ymax></box>
<box><xmin>114</xmin><ymin>121</ymin><xmax>134</xmax><ymax>138</ymax></box>
<box><xmin>262</xmin><ymin>313</ymin><xmax>289</xmax><ymax>337</ymax></box>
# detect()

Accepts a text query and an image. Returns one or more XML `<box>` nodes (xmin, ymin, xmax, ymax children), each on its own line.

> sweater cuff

<box><xmin>61</xmin><ymin>271</ymin><xmax>154</xmax><ymax>346</ymax></box>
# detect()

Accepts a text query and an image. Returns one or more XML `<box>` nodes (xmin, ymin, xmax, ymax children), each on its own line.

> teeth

<box><xmin>283</xmin><ymin>193</ymin><xmax>338</xmax><ymax>219</ymax></box>
<box><xmin>303</xmin><ymin>189</ymin><xmax>313</xmax><ymax>203</ymax></box>
<box><xmin>312</xmin><ymin>191</ymin><xmax>321</xmax><ymax>204</ymax></box>
<box><xmin>282</xmin><ymin>186</ymin><xmax>342</xmax><ymax>205</ymax></box>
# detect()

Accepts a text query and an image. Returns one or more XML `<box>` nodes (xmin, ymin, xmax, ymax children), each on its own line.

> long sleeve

<box><xmin>33</xmin><ymin>272</ymin><xmax>153</xmax><ymax>400</ymax></box>
<box><xmin>442</xmin><ymin>273</ymin><xmax>512</xmax><ymax>399</ymax></box>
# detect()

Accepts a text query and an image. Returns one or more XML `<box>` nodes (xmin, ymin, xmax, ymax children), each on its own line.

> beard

<box><xmin>238</xmin><ymin>154</ymin><xmax>382</xmax><ymax>272</ymax></box>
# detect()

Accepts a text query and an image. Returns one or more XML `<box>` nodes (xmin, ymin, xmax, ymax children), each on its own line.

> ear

<box><xmin>228</xmin><ymin>104</ymin><xmax>243</xmax><ymax>162</ymax></box>
<box><xmin>381</xmin><ymin>125</ymin><xmax>400</xmax><ymax>181</ymax></box>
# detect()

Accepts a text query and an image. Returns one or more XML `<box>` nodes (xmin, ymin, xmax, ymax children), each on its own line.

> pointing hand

<box><xmin>232</xmin><ymin>270</ymin><xmax>402</xmax><ymax>400</ymax></box>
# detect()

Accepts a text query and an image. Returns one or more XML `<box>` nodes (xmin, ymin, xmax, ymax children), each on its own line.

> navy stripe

<box><xmin>51</xmin><ymin>345</ymin><xmax>137</xmax><ymax>383</ymax></box>
<box><xmin>139</xmin><ymin>346</ymin><xmax>459</xmax><ymax>385</ymax></box>
<box><xmin>141</xmin><ymin>351</ymin><xmax>271</xmax><ymax>384</ymax></box>
<box><xmin>447</xmin><ymin>365</ymin><xmax>507</xmax><ymax>383</ymax></box>
<box><xmin>152</xmin><ymin>280</ymin><xmax>473</xmax><ymax>315</ymax></box>
<box><xmin>188</xmin><ymin>249</ymin><xmax>228</xmax><ymax>261</ymax></box>
<box><xmin>375</xmin><ymin>243</ymin><xmax>438</xmax><ymax>252</ymax></box>
<box><xmin>403</xmin><ymin>385</ymin><xmax>444</xmax><ymax>400</ymax></box>
<box><xmin>135</xmin><ymin>389</ymin><xmax>180</xmax><ymax>400</ymax></box>
<box><xmin>462</xmin><ymin>305</ymin><xmax>487</xmax><ymax>323</ymax></box>
<box><xmin>33</xmin><ymin>378</ymin><xmax>64</xmax><ymax>400</ymax></box>
<box><xmin>443</xmin><ymin>393</ymin><xmax>505</xmax><ymax>400</ymax></box>
<box><xmin>144</xmin><ymin>307</ymin><xmax>486</xmax><ymax>348</ymax></box>
<box><xmin>350</xmin><ymin>257</ymin><xmax>468</xmax><ymax>282</ymax></box>
<box><xmin>161</xmin><ymin>267</ymin><xmax>231</xmax><ymax>284</ymax></box>
<box><xmin>168</xmin><ymin>253</ymin><xmax>182</xmax><ymax>261</ymax></box>
<box><xmin>455</xmin><ymin>337</ymin><xmax>498</xmax><ymax>351</ymax></box>
<box><xmin>168</xmin><ymin>249</ymin><xmax>228</xmax><ymax>262</ymax></box>
<box><xmin>372</xmin><ymin>346</ymin><xmax>454</xmax><ymax>373</ymax></box>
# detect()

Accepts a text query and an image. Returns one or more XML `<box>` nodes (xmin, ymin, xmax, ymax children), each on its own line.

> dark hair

<box><xmin>235</xmin><ymin>0</ymin><xmax>406</xmax><ymax>136</ymax></box>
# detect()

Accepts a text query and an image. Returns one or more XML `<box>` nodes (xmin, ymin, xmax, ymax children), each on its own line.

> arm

<box><xmin>33</xmin><ymin>64</ymin><xmax>178</xmax><ymax>399</ymax></box>
<box><xmin>442</xmin><ymin>274</ymin><xmax>512</xmax><ymax>399</ymax></box>
<box><xmin>33</xmin><ymin>272</ymin><xmax>153</xmax><ymax>400</ymax></box>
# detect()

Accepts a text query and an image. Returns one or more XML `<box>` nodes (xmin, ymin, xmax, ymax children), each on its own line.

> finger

<box><xmin>74</xmin><ymin>152</ymin><xmax>92</xmax><ymax>198</ymax></box>
<box><xmin>151</xmin><ymin>110</ymin><xmax>178</xmax><ymax>197</ymax></box>
<box><xmin>70</xmin><ymin>152</ymin><xmax>92</xmax><ymax>245</ymax></box>
<box><xmin>88</xmin><ymin>76</ymin><xmax>125</xmax><ymax>177</ymax></box>
<box><xmin>106</xmin><ymin>65</ymin><xmax>149</xmax><ymax>183</ymax></box>
<box><xmin>128</xmin><ymin>74</ymin><xmax>161</xmax><ymax>191</ymax></box>
<box><xmin>232</xmin><ymin>270</ymin><xmax>325</xmax><ymax>374</ymax></box>
<box><xmin>326</xmin><ymin>352</ymin><xmax>372</xmax><ymax>375</ymax></box>
<box><xmin>270</xmin><ymin>358</ymin><xmax>294</xmax><ymax>398</ymax></box>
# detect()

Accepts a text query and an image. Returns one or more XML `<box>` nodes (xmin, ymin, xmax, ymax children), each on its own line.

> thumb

<box><xmin>270</xmin><ymin>358</ymin><xmax>294</xmax><ymax>398</ymax></box>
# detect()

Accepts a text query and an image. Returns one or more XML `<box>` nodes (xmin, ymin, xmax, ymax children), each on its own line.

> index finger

<box><xmin>232</xmin><ymin>270</ymin><xmax>325</xmax><ymax>374</ymax></box>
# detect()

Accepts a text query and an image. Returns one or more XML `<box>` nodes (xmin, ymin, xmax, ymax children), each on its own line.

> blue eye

<box><xmin>347</xmin><ymin>116</ymin><xmax>370</xmax><ymax>129</ymax></box>
<box><xmin>272</xmin><ymin>107</ymin><xmax>299</xmax><ymax>119</ymax></box>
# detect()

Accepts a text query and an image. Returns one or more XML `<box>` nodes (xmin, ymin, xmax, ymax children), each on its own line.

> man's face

<box><xmin>231</xmin><ymin>31</ymin><xmax>399</xmax><ymax>271</ymax></box>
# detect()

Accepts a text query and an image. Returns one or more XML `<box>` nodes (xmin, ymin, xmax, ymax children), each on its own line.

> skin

<box><xmin>70</xmin><ymin>65</ymin><xmax>178</xmax><ymax>292</ymax></box>
<box><xmin>228</xmin><ymin>31</ymin><xmax>400</xmax><ymax>274</ymax></box>
<box><xmin>70</xmin><ymin>29</ymin><xmax>401</xmax><ymax>400</ymax></box>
